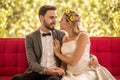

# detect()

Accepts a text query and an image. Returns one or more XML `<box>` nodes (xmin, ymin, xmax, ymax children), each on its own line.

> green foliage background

<box><xmin>0</xmin><ymin>0</ymin><xmax>120</xmax><ymax>37</ymax></box>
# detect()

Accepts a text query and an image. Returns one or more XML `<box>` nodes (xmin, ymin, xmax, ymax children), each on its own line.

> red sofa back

<box><xmin>90</xmin><ymin>37</ymin><xmax>120</xmax><ymax>79</ymax></box>
<box><xmin>0</xmin><ymin>38</ymin><xmax>28</xmax><ymax>76</ymax></box>
<box><xmin>0</xmin><ymin>37</ymin><xmax>120</xmax><ymax>79</ymax></box>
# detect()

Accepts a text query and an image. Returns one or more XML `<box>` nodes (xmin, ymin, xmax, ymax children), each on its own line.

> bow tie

<box><xmin>42</xmin><ymin>33</ymin><xmax>51</xmax><ymax>37</ymax></box>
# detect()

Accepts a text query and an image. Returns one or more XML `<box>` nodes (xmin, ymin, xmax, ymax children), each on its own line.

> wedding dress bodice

<box><xmin>61</xmin><ymin>40</ymin><xmax>90</xmax><ymax>75</ymax></box>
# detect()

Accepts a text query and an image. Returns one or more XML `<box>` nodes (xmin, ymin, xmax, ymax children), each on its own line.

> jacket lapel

<box><xmin>36</xmin><ymin>29</ymin><xmax>42</xmax><ymax>58</ymax></box>
<box><xmin>52</xmin><ymin>30</ymin><xmax>57</xmax><ymax>40</ymax></box>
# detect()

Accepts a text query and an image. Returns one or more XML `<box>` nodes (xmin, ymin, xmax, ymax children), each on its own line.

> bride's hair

<box><xmin>64</xmin><ymin>9</ymin><xmax>82</xmax><ymax>34</ymax></box>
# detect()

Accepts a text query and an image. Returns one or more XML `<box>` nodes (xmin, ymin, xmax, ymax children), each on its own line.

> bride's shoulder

<box><xmin>77</xmin><ymin>31</ymin><xmax>89</xmax><ymax>42</ymax></box>
<box><xmin>78</xmin><ymin>31</ymin><xmax>89</xmax><ymax>38</ymax></box>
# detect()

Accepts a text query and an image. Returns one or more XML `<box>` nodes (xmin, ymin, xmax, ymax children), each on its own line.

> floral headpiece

<box><xmin>64</xmin><ymin>9</ymin><xmax>74</xmax><ymax>22</ymax></box>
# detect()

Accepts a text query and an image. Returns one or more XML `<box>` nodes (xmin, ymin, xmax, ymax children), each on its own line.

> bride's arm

<box><xmin>54</xmin><ymin>33</ymin><xmax>89</xmax><ymax>66</ymax></box>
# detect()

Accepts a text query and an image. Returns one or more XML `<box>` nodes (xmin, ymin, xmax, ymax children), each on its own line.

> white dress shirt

<box><xmin>40</xmin><ymin>30</ymin><xmax>57</xmax><ymax>69</ymax></box>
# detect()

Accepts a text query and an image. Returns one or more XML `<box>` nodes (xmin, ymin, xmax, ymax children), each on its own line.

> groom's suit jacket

<box><xmin>25</xmin><ymin>29</ymin><xmax>65</xmax><ymax>74</ymax></box>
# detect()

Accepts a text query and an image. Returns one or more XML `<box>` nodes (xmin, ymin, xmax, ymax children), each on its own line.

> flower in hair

<box><xmin>65</xmin><ymin>9</ymin><xmax>70</xmax><ymax>14</ymax></box>
<box><xmin>70</xmin><ymin>15</ymin><xmax>74</xmax><ymax>21</ymax></box>
<box><xmin>64</xmin><ymin>9</ymin><xmax>74</xmax><ymax>22</ymax></box>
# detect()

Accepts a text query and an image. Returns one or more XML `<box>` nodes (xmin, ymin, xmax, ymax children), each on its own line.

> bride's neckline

<box><xmin>62</xmin><ymin>32</ymin><xmax>83</xmax><ymax>45</ymax></box>
<box><xmin>63</xmin><ymin>40</ymin><xmax>76</xmax><ymax>45</ymax></box>
<box><xmin>62</xmin><ymin>34</ymin><xmax>78</xmax><ymax>44</ymax></box>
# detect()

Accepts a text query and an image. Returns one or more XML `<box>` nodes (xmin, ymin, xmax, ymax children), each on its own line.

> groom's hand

<box><xmin>45</xmin><ymin>67</ymin><xmax>65</xmax><ymax>76</ymax></box>
<box><xmin>89</xmin><ymin>55</ymin><xmax>99</xmax><ymax>68</ymax></box>
<box><xmin>55</xmin><ymin>67</ymin><xmax>65</xmax><ymax>76</ymax></box>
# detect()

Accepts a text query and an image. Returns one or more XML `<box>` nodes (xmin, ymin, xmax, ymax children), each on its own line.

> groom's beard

<box><xmin>44</xmin><ymin>20</ymin><xmax>55</xmax><ymax>30</ymax></box>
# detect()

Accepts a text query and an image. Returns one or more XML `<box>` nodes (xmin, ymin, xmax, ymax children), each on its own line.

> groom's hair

<box><xmin>39</xmin><ymin>5</ymin><xmax>56</xmax><ymax>17</ymax></box>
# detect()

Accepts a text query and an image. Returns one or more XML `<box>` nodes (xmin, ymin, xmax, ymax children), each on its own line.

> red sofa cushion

<box><xmin>90</xmin><ymin>37</ymin><xmax>120</xmax><ymax>79</ymax></box>
<box><xmin>0</xmin><ymin>38</ymin><xmax>28</xmax><ymax>77</ymax></box>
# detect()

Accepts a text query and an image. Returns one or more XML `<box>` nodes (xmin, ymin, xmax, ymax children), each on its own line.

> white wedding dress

<box><xmin>61</xmin><ymin>37</ymin><xmax>116</xmax><ymax>80</ymax></box>
<box><xmin>61</xmin><ymin>40</ymin><xmax>97</xmax><ymax>80</ymax></box>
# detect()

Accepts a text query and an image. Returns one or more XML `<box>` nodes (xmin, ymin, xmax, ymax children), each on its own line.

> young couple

<box><xmin>11</xmin><ymin>5</ymin><xmax>115</xmax><ymax>80</ymax></box>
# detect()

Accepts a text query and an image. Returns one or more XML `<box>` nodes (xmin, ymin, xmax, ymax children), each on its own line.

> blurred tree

<box><xmin>0</xmin><ymin>0</ymin><xmax>120</xmax><ymax>37</ymax></box>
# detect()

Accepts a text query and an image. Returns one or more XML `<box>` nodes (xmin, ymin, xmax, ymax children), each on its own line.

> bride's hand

<box><xmin>53</xmin><ymin>39</ymin><xmax>61</xmax><ymax>55</ymax></box>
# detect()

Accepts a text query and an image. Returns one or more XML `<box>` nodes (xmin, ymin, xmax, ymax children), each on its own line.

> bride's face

<box><xmin>59</xmin><ymin>15</ymin><xmax>69</xmax><ymax>30</ymax></box>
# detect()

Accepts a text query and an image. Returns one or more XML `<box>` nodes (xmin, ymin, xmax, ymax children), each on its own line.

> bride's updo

<box><xmin>64</xmin><ymin>9</ymin><xmax>82</xmax><ymax>34</ymax></box>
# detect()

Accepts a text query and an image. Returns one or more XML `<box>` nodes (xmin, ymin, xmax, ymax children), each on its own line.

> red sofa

<box><xmin>0</xmin><ymin>37</ymin><xmax>120</xmax><ymax>80</ymax></box>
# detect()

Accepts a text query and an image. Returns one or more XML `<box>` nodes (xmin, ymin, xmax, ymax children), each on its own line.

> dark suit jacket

<box><xmin>25</xmin><ymin>29</ymin><xmax>65</xmax><ymax>74</ymax></box>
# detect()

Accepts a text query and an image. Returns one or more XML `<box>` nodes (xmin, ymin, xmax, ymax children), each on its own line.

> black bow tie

<box><xmin>42</xmin><ymin>33</ymin><xmax>51</xmax><ymax>37</ymax></box>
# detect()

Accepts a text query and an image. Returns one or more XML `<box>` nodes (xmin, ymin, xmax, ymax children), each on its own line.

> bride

<box><xmin>53</xmin><ymin>9</ymin><xmax>116</xmax><ymax>80</ymax></box>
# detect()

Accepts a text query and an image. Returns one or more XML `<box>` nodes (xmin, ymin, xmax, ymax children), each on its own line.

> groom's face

<box><xmin>42</xmin><ymin>10</ymin><xmax>57</xmax><ymax>30</ymax></box>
